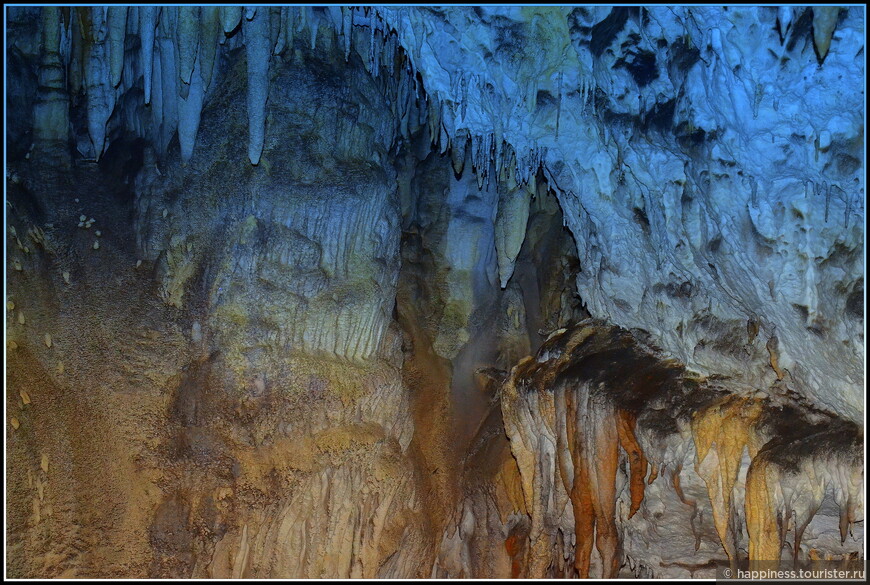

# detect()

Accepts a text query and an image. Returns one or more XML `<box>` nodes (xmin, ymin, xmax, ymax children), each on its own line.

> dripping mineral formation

<box><xmin>5</xmin><ymin>5</ymin><xmax>864</xmax><ymax>579</ymax></box>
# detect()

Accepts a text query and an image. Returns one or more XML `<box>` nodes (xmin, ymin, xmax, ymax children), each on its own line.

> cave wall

<box><xmin>6</xmin><ymin>10</ymin><xmax>585</xmax><ymax>577</ymax></box>
<box><xmin>5</xmin><ymin>5</ymin><xmax>865</xmax><ymax>580</ymax></box>
<box><xmin>8</xmin><ymin>6</ymin><xmax>863</xmax><ymax>421</ymax></box>
<box><xmin>375</xmin><ymin>5</ymin><xmax>864</xmax><ymax>422</ymax></box>
<box><xmin>7</xmin><ymin>23</ymin><xmax>435</xmax><ymax>578</ymax></box>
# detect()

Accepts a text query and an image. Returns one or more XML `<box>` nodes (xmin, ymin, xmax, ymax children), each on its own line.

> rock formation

<box><xmin>5</xmin><ymin>5</ymin><xmax>864</xmax><ymax>579</ymax></box>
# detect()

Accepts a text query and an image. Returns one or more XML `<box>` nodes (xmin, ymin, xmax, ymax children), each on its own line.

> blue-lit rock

<box><xmin>5</xmin><ymin>5</ymin><xmax>864</xmax><ymax>580</ymax></box>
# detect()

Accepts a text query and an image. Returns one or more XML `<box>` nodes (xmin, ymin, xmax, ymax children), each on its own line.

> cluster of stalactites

<box><xmin>500</xmin><ymin>322</ymin><xmax>864</xmax><ymax>577</ymax></box>
<box><xmin>500</xmin><ymin>323</ymin><xmax>651</xmax><ymax>578</ymax></box>
<box><xmin>33</xmin><ymin>11</ymin><xmax>546</xmax><ymax>207</ymax></box>
<box><xmin>30</xmin><ymin>6</ymin><xmax>551</xmax><ymax>290</ymax></box>
<box><xmin>31</xmin><ymin>6</ymin><xmax>419</xmax><ymax>166</ymax></box>
<box><xmin>29</xmin><ymin>6</ymin><xmax>848</xmax><ymax>179</ymax></box>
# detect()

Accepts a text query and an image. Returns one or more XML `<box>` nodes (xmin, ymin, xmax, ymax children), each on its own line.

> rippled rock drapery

<box><xmin>135</xmin><ymin>39</ymin><xmax>400</xmax><ymax>365</ymax></box>
<box><xmin>5</xmin><ymin>4</ymin><xmax>865</xmax><ymax>580</ymax></box>
<box><xmin>499</xmin><ymin>320</ymin><xmax>863</xmax><ymax>578</ymax></box>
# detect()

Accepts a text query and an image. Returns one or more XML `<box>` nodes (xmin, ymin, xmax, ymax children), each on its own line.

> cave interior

<box><xmin>4</xmin><ymin>5</ymin><xmax>866</xmax><ymax>580</ymax></box>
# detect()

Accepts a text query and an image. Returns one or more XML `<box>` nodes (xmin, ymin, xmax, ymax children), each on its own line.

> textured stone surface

<box><xmin>497</xmin><ymin>321</ymin><xmax>863</xmax><ymax>578</ymax></box>
<box><xmin>375</xmin><ymin>6</ymin><xmax>865</xmax><ymax>422</ymax></box>
<box><xmin>5</xmin><ymin>5</ymin><xmax>864</xmax><ymax>579</ymax></box>
<box><xmin>6</xmin><ymin>27</ymin><xmax>432</xmax><ymax>579</ymax></box>
<box><xmin>134</xmin><ymin>40</ymin><xmax>400</xmax><ymax>365</ymax></box>
<box><xmin>10</xmin><ymin>5</ymin><xmax>862</xmax><ymax>420</ymax></box>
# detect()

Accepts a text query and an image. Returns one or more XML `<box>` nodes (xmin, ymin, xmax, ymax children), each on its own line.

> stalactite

<box><xmin>777</xmin><ymin>7</ymin><xmax>793</xmax><ymax>43</ymax></box>
<box><xmin>84</xmin><ymin>6</ymin><xmax>113</xmax><ymax>160</ymax></box>
<box><xmin>272</xmin><ymin>6</ymin><xmax>287</xmax><ymax>55</ymax></box>
<box><xmin>692</xmin><ymin>395</ymin><xmax>765</xmax><ymax>566</ymax></box>
<box><xmin>106</xmin><ymin>6</ymin><xmax>127</xmax><ymax>89</ymax></box>
<box><xmin>745</xmin><ymin>424</ymin><xmax>863</xmax><ymax>568</ymax></box>
<box><xmin>156</xmin><ymin>9</ymin><xmax>178</xmax><ymax>155</ymax></box>
<box><xmin>6</xmin><ymin>6</ymin><xmax>865</xmax><ymax>580</ymax></box>
<box><xmin>569</xmin><ymin>390</ymin><xmax>622</xmax><ymax>579</ymax></box>
<box><xmin>58</xmin><ymin>7</ymin><xmax>71</xmax><ymax>67</ymax></box>
<box><xmin>177</xmin><ymin>52</ymin><xmax>204</xmax><ymax>163</ymax></box>
<box><xmin>243</xmin><ymin>8</ymin><xmax>270</xmax><ymax>166</ymax></box>
<box><xmin>308</xmin><ymin>7</ymin><xmax>319</xmax><ymax>51</ymax></box>
<box><xmin>616</xmin><ymin>410</ymin><xmax>648</xmax><ymax>519</ymax></box>
<box><xmin>139</xmin><ymin>7</ymin><xmax>158</xmax><ymax>104</ymax></box>
<box><xmin>494</xmin><ymin>186</ymin><xmax>531</xmax><ymax>289</ymax></box>
<box><xmin>555</xmin><ymin>71</ymin><xmax>563</xmax><ymax>138</ymax></box>
<box><xmin>341</xmin><ymin>6</ymin><xmax>352</xmax><ymax>61</ymax></box>
<box><xmin>385</xmin><ymin>32</ymin><xmax>394</xmax><ymax>77</ymax></box>
<box><xmin>372</xmin><ymin>25</ymin><xmax>380</xmax><ymax>78</ymax></box>
<box><xmin>268</xmin><ymin>7</ymin><xmax>281</xmax><ymax>55</ymax></box>
<box><xmin>766</xmin><ymin>335</ymin><xmax>785</xmax><ymax>380</ymax></box>
<box><xmin>220</xmin><ymin>6</ymin><xmax>242</xmax><ymax>35</ymax></box>
<box><xmin>68</xmin><ymin>7</ymin><xmax>85</xmax><ymax>98</ymax></box>
<box><xmin>33</xmin><ymin>6</ymin><xmax>70</xmax><ymax>158</ymax></box>
<box><xmin>745</xmin><ymin>451</ymin><xmax>788</xmax><ymax>565</ymax></box>
<box><xmin>450</xmin><ymin>132</ymin><xmax>467</xmax><ymax>178</ymax></box>
<box><xmin>175</xmin><ymin>6</ymin><xmax>199</xmax><ymax>101</ymax></box>
<box><xmin>502</xmin><ymin>324</ymin><xmax>663</xmax><ymax>579</ymax></box>
<box><xmin>501</xmin><ymin>359</ymin><xmax>558</xmax><ymax>577</ymax></box>
<box><xmin>500</xmin><ymin>320</ymin><xmax>862</xmax><ymax>577</ymax></box>
<box><xmin>812</xmin><ymin>7</ymin><xmax>841</xmax><ymax>62</ymax></box>
<box><xmin>199</xmin><ymin>7</ymin><xmax>219</xmax><ymax>92</ymax></box>
<box><xmin>671</xmin><ymin>462</ymin><xmax>703</xmax><ymax>551</ymax></box>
